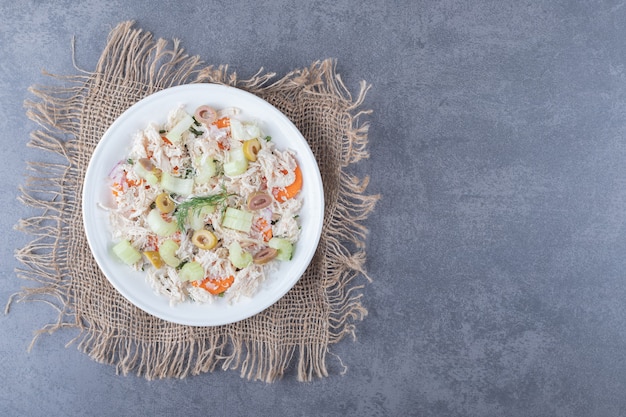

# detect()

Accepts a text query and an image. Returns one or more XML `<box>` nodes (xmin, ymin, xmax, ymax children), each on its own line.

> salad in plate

<box><xmin>106</xmin><ymin>103</ymin><xmax>303</xmax><ymax>305</ymax></box>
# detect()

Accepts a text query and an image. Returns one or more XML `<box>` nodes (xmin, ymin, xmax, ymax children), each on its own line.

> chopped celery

<box><xmin>178</xmin><ymin>261</ymin><xmax>204</xmax><ymax>282</ymax></box>
<box><xmin>223</xmin><ymin>148</ymin><xmax>248</xmax><ymax>176</ymax></box>
<box><xmin>228</xmin><ymin>241</ymin><xmax>252</xmax><ymax>269</ymax></box>
<box><xmin>194</xmin><ymin>156</ymin><xmax>217</xmax><ymax>184</ymax></box>
<box><xmin>230</xmin><ymin>119</ymin><xmax>261</xmax><ymax>141</ymax></box>
<box><xmin>133</xmin><ymin>161</ymin><xmax>159</xmax><ymax>185</ymax></box>
<box><xmin>268</xmin><ymin>237</ymin><xmax>294</xmax><ymax>261</ymax></box>
<box><xmin>245</xmin><ymin>123</ymin><xmax>261</xmax><ymax>139</ymax></box>
<box><xmin>223</xmin><ymin>158</ymin><xmax>248</xmax><ymax>177</ymax></box>
<box><xmin>112</xmin><ymin>240</ymin><xmax>142</xmax><ymax>265</ymax></box>
<box><xmin>146</xmin><ymin>209</ymin><xmax>178</xmax><ymax>237</ymax></box>
<box><xmin>229</xmin><ymin>118</ymin><xmax>248</xmax><ymax>141</ymax></box>
<box><xmin>175</xmin><ymin>192</ymin><xmax>231</xmax><ymax>231</ymax></box>
<box><xmin>158</xmin><ymin>239</ymin><xmax>181</xmax><ymax>267</ymax></box>
<box><xmin>188</xmin><ymin>205</ymin><xmax>215</xmax><ymax>230</ymax></box>
<box><xmin>222</xmin><ymin>207</ymin><xmax>253</xmax><ymax>233</ymax></box>
<box><xmin>161</xmin><ymin>172</ymin><xmax>194</xmax><ymax>196</ymax></box>
<box><xmin>165</xmin><ymin>113</ymin><xmax>195</xmax><ymax>144</ymax></box>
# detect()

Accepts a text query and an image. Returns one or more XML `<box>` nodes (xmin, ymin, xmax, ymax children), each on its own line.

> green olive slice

<box><xmin>192</xmin><ymin>229</ymin><xmax>218</xmax><ymax>250</ymax></box>
<box><xmin>155</xmin><ymin>193</ymin><xmax>175</xmax><ymax>214</ymax></box>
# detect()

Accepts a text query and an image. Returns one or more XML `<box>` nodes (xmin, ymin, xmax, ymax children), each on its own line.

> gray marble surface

<box><xmin>3</xmin><ymin>1</ymin><xmax>626</xmax><ymax>416</ymax></box>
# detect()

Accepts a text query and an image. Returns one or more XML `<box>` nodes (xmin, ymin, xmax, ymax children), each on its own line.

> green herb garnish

<box><xmin>189</xmin><ymin>125</ymin><xmax>203</xmax><ymax>137</ymax></box>
<box><xmin>175</xmin><ymin>190</ymin><xmax>232</xmax><ymax>231</ymax></box>
<box><xmin>183</xmin><ymin>166</ymin><xmax>195</xmax><ymax>179</ymax></box>
<box><xmin>127</xmin><ymin>158</ymin><xmax>134</xmax><ymax>165</ymax></box>
<box><xmin>264</xmin><ymin>136</ymin><xmax>272</xmax><ymax>142</ymax></box>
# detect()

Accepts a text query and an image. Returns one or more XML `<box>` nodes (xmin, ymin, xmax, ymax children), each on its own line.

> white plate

<box><xmin>82</xmin><ymin>84</ymin><xmax>324</xmax><ymax>326</ymax></box>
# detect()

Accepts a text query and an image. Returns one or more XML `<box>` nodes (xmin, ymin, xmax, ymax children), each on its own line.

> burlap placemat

<box><xmin>12</xmin><ymin>21</ymin><xmax>377</xmax><ymax>382</ymax></box>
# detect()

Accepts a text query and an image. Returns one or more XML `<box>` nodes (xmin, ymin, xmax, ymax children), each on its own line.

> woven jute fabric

<box><xmin>13</xmin><ymin>21</ymin><xmax>378</xmax><ymax>381</ymax></box>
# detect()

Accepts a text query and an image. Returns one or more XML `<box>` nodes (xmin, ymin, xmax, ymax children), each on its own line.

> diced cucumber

<box><xmin>112</xmin><ymin>240</ymin><xmax>142</xmax><ymax>265</ymax></box>
<box><xmin>161</xmin><ymin>172</ymin><xmax>194</xmax><ymax>196</ymax></box>
<box><xmin>221</xmin><ymin>207</ymin><xmax>253</xmax><ymax>233</ymax></box>
<box><xmin>178</xmin><ymin>261</ymin><xmax>204</xmax><ymax>282</ymax></box>
<box><xmin>268</xmin><ymin>237</ymin><xmax>294</xmax><ymax>261</ymax></box>
<box><xmin>146</xmin><ymin>209</ymin><xmax>178</xmax><ymax>237</ymax></box>
<box><xmin>158</xmin><ymin>239</ymin><xmax>181</xmax><ymax>267</ymax></box>
<box><xmin>165</xmin><ymin>113</ymin><xmax>194</xmax><ymax>144</ymax></box>
<box><xmin>228</xmin><ymin>241</ymin><xmax>252</xmax><ymax>269</ymax></box>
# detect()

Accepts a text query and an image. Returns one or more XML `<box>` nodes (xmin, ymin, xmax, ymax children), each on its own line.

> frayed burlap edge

<box><xmin>11</xmin><ymin>21</ymin><xmax>379</xmax><ymax>381</ymax></box>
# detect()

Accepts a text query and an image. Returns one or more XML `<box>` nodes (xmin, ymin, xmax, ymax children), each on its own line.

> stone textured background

<box><xmin>3</xmin><ymin>1</ymin><xmax>626</xmax><ymax>416</ymax></box>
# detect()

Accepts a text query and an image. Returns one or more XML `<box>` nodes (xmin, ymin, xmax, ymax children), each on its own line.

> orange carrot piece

<box><xmin>192</xmin><ymin>275</ymin><xmax>235</xmax><ymax>295</ymax></box>
<box><xmin>254</xmin><ymin>218</ymin><xmax>273</xmax><ymax>242</ymax></box>
<box><xmin>272</xmin><ymin>165</ymin><xmax>303</xmax><ymax>202</ymax></box>
<box><xmin>111</xmin><ymin>181</ymin><xmax>122</xmax><ymax>197</ymax></box>
<box><xmin>126</xmin><ymin>178</ymin><xmax>144</xmax><ymax>187</ymax></box>
<box><xmin>213</xmin><ymin>117</ymin><xmax>230</xmax><ymax>129</ymax></box>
